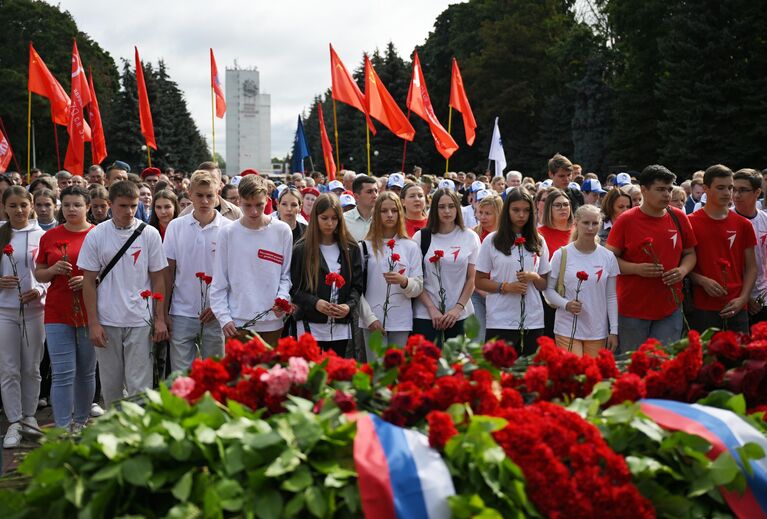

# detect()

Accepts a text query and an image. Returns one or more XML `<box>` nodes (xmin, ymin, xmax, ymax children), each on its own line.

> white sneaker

<box><xmin>3</xmin><ymin>422</ymin><xmax>22</xmax><ymax>448</ymax></box>
<box><xmin>90</xmin><ymin>403</ymin><xmax>105</xmax><ymax>417</ymax></box>
<box><xmin>70</xmin><ymin>422</ymin><xmax>86</xmax><ymax>435</ymax></box>
<box><xmin>21</xmin><ymin>416</ymin><xmax>42</xmax><ymax>437</ymax></box>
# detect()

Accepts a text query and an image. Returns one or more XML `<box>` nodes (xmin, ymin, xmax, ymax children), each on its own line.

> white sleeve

<box><xmin>358</xmin><ymin>295</ymin><xmax>377</xmax><ymax>328</ymax></box>
<box><xmin>277</xmin><ymin>226</ymin><xmax>292</xmax><ymax>301</ymax></box>
<box><xmin>210</xmin><ymin>226</ymin><xmax>232</xmax><ymax>325</ymax></box>
<box><xmin>76</xmin><ymin>231</ymin><xmax>101</xmax><ymax>272</ymax></box>
<box><xmin>467</xmin><ymin>231</ymin><xmax>480</xmax><ymax>264</ymax></box>
<box><xmin>544</xmin><ymin>249</ymin><xmax>568</xmax><ymax>309</ymax></box>
<box><xmin>163</xmin><ymin>221</ymin><xmax>178</xmax><ymax>260</ymax></box>
<box><xmin>147</xmin><ymin>230</ymin><xmax>169</xmax><ymax>272</ymax></box>
<box><xmin>538</xmin><ymin>240</ymin><xmax>551</xmax><ymax>275</ymax></box>
<box><xmin>476</xmin><ymin>238</ymin><xmax>492</xmax><ymax>274</ymax></box>
<box><xmin>607</xmin><ymin>275</ymin><xmax>618</xmax><ymax>335</ymax></box>
<box><xmin>404</xmin><ymin>241</ymin><xmax>423</xmax><ymax>299</ymax></box>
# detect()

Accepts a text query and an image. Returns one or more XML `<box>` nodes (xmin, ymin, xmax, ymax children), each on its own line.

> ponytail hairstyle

<box><xmin>365</xmin><ymin>191</ymin><xmax>408</xmax><ymax>256</ymax></box>
<box><xmin>57</xmin><ymin>186</ymin><xmax>91</xmax><ymax>224</ymax></box>
<box><xmin>493</xmin><ymin>187</ymin><xmax>541</xmax><ymax>255</ymax></box>
<box><xmin>300</xmin><ymin>193</ymin><xmax>355</xmax><ymax>292</ymax></box>
<box><xmin>570</xmin><ymin>203</ymin><xmax>602</xmax><ymax>244</ymax></box>
<box><xmin>0</xmin><ymin>186</ymin><xmax>35</xmax><ymax>252</ymax></box>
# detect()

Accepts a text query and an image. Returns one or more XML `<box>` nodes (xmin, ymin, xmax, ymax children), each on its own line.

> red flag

<box><xmin>28</xmin><ymin>43</ymin><xmax>71</xmax><ymax>126</ymax></box>
<box><xmin>449</xmin><ymin>58</ymin><xmax>476</xmax><ymax>146</ymax></box>
<box><xmin>364</xmin><ymin>56</ymin><xmax>414</xmax><ymax>141</ymax></box>
<box><xmin>317</xmin><ymin>102</ymin><xmax>337</xmax><ymax>181</ymax></box>
<box><xmin>329</xmin><ymin>44</ymin><xmax>375</xmax><ymax>134</ymax></box>
<box><xmin>210</xmin><ymin>48</ymin><xmax>226</xmax><ymax>118</ymax></box>
<box><xmin>0</xmin><ymin>130</ymin><xmax>13</xmax><ymax>173</ymax></box>
<box><xmin>406</xmin><ymin>51</ymin><xmax>458</xmax><ymax>159</ymax></box>
<box><xmin>88</xmin><ymin>68</ymin><xmax>107</xmax><ymax>164</ymax></box>
<box><xmin>64</xmin><ymin>40</ymin><xmax>92</xmax><ymax>175</ymax></box>
<box><xmin>135</xmin><ymin>47</ymin><xmax>157</xmax><ymax>150</ymax></box>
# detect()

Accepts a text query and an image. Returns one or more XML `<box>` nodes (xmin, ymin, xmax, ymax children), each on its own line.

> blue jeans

<box><xmin>470</xmin><ymin>292</ymin><xmax>487</xmax><ymax>343</ymax></box>
<box><xmin>45</xmin><ymin>324</ymin><xmax>96</xmax><ymax>427</ymax></box>
<box><xmin>618</xmin><ymin>308</ymin><xmax>683</xmax><ymax>354</ymax></box>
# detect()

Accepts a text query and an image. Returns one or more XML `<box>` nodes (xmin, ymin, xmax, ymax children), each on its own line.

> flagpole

<box><xmin>147</xmin><ymin>143</ymin><xmax>152</xmax><ymax>167</ymax></box>
<box><xmin>366</xmin><ymin>124</ymin><xmax>371</xmax><ymax>175</ymax></box>
<box><xmin>445</xmin><ymin>106</ymin><xmax>453</xmax><ymax>174</ymax></box>
<box><xmin>332</xmin><ymin>98</ymin><xmax>340</xmax><ymax>170</ymax></box>
<box><xmin>400</xmin><ymin>109</ymin><xmax>411</xmax><ymax>172</ymax></box>
<box><xmin>31</xmin><ymin>122</ymin><xmax>36</xmax><ymax>170</ymax></box>
<box><xmin>210</xmin><ymin>85</ymin><xmax>216</xmax><ymax>160</ymax></box>
<box><xmin>26</xmin><ymin>90</ymin><xmax>32</xmax><ymax>182</ymax></box>
<box><xmin>53</xmin><ymin>123</ymin><xmax>61</xmax><ymax>171</ymax></box>
<box><xmin>308</xmin><ymin>156</ymin><xmax>315</xmax><ymax>172</ymax></box>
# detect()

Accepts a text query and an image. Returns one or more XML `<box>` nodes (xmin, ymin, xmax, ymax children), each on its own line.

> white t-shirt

<box><xmin>78</xmin><ymin>219</ymin><xmax>168</xmax><ymax>327</ymax></box>
<box><xmin>0</xmin><ymin>223</ymin><xmax>46</xmax><ymax>312</ymax></box>
<box><xmin>210</xmin><ymin>218</ymin><xmax>292</xmax><ymax>332</ymax></box>
<box><xmin>412</xmin><ymin>227</ymin><xmax>480</xmax><ymax>320</ymax></box>
<box><xmin>734</xmin><ymin>209</ymin><xmax>767</xmax><ymax>300</ymax></box>
<box><xmin>462</xmin><ymin>206</ymin><xmax>477</xmax><ymax>228</ymax></box>
<box><xmin>360</xmin><ymin>237</ymin><xmax>423</xmax><ymax>332</ymax></box>
<box><xmin>164</xmin><ymin>211</ymin><xmax>231</xmax><ymax>318</ymax></box>
<box><xmin>546</xmin><ymin>243</ymin><xmax>619</xmax><ymax>340</ymax></box>
<box><xmin>475</xmin><ymin>232</ymin><xmax>550</xmax><ymax>330</ymax></box>
<box><xmin>297</xmin><ymin>243</ymin><xmax>351</xmax><ymax>342</ymax></box>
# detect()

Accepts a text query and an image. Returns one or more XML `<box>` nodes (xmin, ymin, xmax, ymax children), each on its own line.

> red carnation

<box><xmin>708</xmin><ymin>331</ymin><xmax>742</xmax><ymax>361</ymax></box>
<box><xmin>333</xmin><ymin>390</ymin><xmax>357</xmax><ymax>413</ymax></box>
<box><xmin>608</xmin><ymin>373</ymin><xmax>646</xmax><ymax>406</ymax></box>
<box><xmin>639</xmin><ymin>237</ymin><xmax>653</xmax><ymax>247</ymax></box>
<box><xmin>433</xmin><ymin>250</ymin><xmax>444</xmax><ymax>258</ymax></box>
<box><xmin>195</xmin><ymin>271</ymin><xmax>206</xmax><ymax>279</ymax></box>
<box><xmin>54</xmin><ymin>240</ymin><xmax>70</xmax><ymax>249</ymax></box>
<box><xmin>576</xmin><ymin>271</ymin><xmax>589</xmax><ymax>281</ymax></box>
<box><xmin>426</xmin><ymin>410</ymin><xmax>458</xmax><ymax>450</ymax></box>
<box><xmin>325</xmin><ymin>272</ymin><xmax>346</xmax><ymax>289</ymax></box>
<box><xmin>151</xmin><ymin>293</ymin><xmax>164</xmax><ymax>302</ymax></box>
<box><xmin>383</xmin><ymin>348</ymin><xmax>405</xmax><ymax>369</ymax></box>
<box><xmin>140</xmin><ymin>290</ymin><xmax>152</xmax><ymax>299</ymax></box>
<box><xmin>428</xmin><ymin>254</ymin><xmax>440</xmax><ymax>263</ymax></box>
<box><xmin>203</xmin><ymin>275</ymin><xmax>213</xmax><ymax>285</ymax></box>
<box><xmin>390</xmin><ymin>253</ymin><xmax>401</xmax><ymax>262</ymax></box>
<box><xmin>717</xmin><ymin>258</ymin><xmax>731</xmax><ymax>270</ymax></box>
<box><xmin>386</xmin><ymin>239</ymin><xmax>396</xmax><ymax>250</ymax></box>
<box><xmin>482</xmin><ymin>339</ymin><xmax>518</xmax><ymax>369</ymax></box>
<box><xmin>274</xmin><ymin>297</ymin><xmax>293</xmax><ymax>314</ymax></box>
<box><xmin>514</xmin><ymin>237</ymin><xmax>526</xmax><ymax>246</ymax></box>
<box><xmin>3</xmin><ymin>244</ymin><xmax>13</xmax><ymax>256</ymax></box>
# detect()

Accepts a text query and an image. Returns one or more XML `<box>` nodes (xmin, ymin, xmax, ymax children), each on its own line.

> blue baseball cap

<box><xmin>581</xmin><ymin>179</ymin><xmax>606</xmax><ymax>194</ymax></box>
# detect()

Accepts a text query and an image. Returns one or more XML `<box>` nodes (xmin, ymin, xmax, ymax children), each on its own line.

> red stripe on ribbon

<box><xmin>353</xmin><ymin>414</ymin><xmax>397</xmax><ymax>519</ymax></box>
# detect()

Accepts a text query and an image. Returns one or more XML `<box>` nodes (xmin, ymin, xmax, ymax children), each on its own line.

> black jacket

<box><xmin>290</xmin><ymin>240</ymin><xmax>363</xmax><ymax>325</ymax></box>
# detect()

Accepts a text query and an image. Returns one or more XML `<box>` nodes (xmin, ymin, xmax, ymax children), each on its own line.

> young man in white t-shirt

<box><xmin>79</xmin><ymin>181</ymin><xmax>168</xmax><ymax>406</ymax></box>
<box><xmin>210</xmin><ymin>175</ymin><xmax>292</xmax><ymax>347</ymax></box>
<box><xmin>733</xmin><ymin>168</ymin><xmax>767</xmax><ymax>324</ymax></box>
<box><xmin>164</xmin><ymin>171</ymin><xmax>231</xmax><ymax>371</ymax></box>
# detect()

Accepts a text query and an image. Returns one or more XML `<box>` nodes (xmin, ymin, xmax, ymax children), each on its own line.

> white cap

<box><xmin>328</xmin><ymin>180</ymin><xmax>344</xmax><ymax>192</ymax></box>
<box><xmin>475</xmin><ymin>189</ymin><xmax>492</xmax><ymax>202</ymax></box>
<box><xmin>230</xmin><ymin>176</ymin><xmax>242</xmax><ymax>186</ymax></box>
<box><xmin>615</xmin><ymin>172</ymin><xmax>632</xmax><ymax>187</ymax></box>
<box><xmin>437</xmin><ymin>178</ymin><xmax>456</xmax><ymax>191</ymax></box>
<box><xmin>387</xmin><ymin>173</ymin><xmax>405</xmax><ymax>189</ymax></box>
<box><xmin>581</xmin><ymin>179</ymin><xmax>606</xmax><ymax>194</ymax></box>
<box><xmin>568</xmin><ymin>182</ymin><xmax>581</xmax><ymax>191</ymax></box>
<box><xmin>470</xmin><ymin>180</ymin><xmax>485</xmax><ymax>193</ymax></box>
<box><xmin>276</xmin><ymin>184</ymin><xmax>289</xmax><ymax>197</ymax></box>
<box><xmin>339</xmin><ymin>193</ymin><xmax>356</xmax><ymax>207</ymax></box>
<box><xmin>542</xmin><ymin>179</ymin><xmax>553</xmax><ymax>187</ymax></box>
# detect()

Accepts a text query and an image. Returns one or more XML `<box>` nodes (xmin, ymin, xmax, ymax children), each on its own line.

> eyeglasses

<box><xmin>552</xmin><ymin>202</ymin><xmax>571</xmax><ymax>209</ymax></box>
<box><xmin>733</xmin><ymin>188</ymin><xmax>754</xmax><ymax>195</ymax></box>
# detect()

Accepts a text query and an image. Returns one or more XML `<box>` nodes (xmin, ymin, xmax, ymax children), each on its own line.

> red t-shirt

<box><xmin>37</xmin><ymin>225</ymin><xmax>95</xmax><ymax>325</ymax></box>
<box><xmin>405</xmin><ymin>217</ymin><xmax>428</xmax><ymax>238</ymax></box>
<box><xmin>689</xmin><ymin>209</ymin><xmax>756</xmax><ymax>311</ymax></box>
<box><xmin>607</xmin><ymin>206</ymin><xmax>697</xmax><ymax>319</ymax></box>
<box><xmin>538</xmin><ymin>226</ymin><xmax>572</xmax><ymax>259</ymax></box>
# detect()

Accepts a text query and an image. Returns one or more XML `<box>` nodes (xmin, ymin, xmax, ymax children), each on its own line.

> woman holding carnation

<box><xmin>413</xmin><ymin>188</ymin><xmax>480</xmax><ymax>345</ymax></box>
<box><xmin>471</xmin><ymin>193</ymin><xmax>503</xmax><ymax>342</ymax></box>
<box><xmin>538</xmin><ymin>189</ymin><xmax>574</xmax><ymax>337</ymax></box>
<box><xmin>400</xmin><ymin>183</ymin><xmax>429</xmax><ymax>237</ymax></box>
<box><xmin>0</xmin><ymin>186</ymin><xmax>47</xmax><ymax>448</ymax></box>
<box><xmin>475</xmin><ymin>188</ymin><xmax>550</xmax><ymax>355</ymax></box>
<box><xmin>545</xmin><ymin>204</ymin><xmax>619</xmax><ymax>356</ymax></box>
<box><xmin>35</xmin><ymin>187</ymin><xmax>95</xmax><ymax>431</ymax></box>
<box><xmin>359</xmin><ymin>191</ymin><xmax>423</xmax><ymax>359</ymax></box>
<box><xmin>290</xmin><ymin>194</ymin><xmax>363</xmax><ymax>356</ymax></box>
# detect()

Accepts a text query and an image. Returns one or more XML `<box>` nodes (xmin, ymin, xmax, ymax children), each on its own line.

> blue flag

<box><xmin>292</xmin><ymin>115</ymin><xmax>311</xmax><ymax>173</ymax></box>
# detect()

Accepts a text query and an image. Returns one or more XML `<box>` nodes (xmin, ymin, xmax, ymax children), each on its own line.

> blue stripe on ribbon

<box><xmin>371</xmin><ymin>415</ymin><xmax>430</xmax><ymax>519</ymax></box>
<box><xmin>644</xmin><ymin>399</ymin><xmax>767</xmax><ymax>512</ymax></box>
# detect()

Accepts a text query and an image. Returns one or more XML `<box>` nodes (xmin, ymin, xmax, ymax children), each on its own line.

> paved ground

<box><xmin>1</xmin><ymin>404</ymin><xmax>55</xmax><ymax>475</ymax></box>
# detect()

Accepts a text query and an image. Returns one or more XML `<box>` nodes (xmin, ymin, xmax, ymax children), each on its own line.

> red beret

<box><xmin>301</xmin><ymin>187</ymin><xmax>320</xmax><ymax>198</ymax></box>
<box><xmin>141</xmin><ymin>167</ymin><xmax>161</xmax><ymax>179</ymax></box>
<box><xmin>240</xmin><ymin>168</ymin><xmax>259</xmax><ymax>177</ymax></box>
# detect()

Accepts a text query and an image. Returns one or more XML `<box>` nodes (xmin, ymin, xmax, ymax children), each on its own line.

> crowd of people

<box><xmin>0</xmin><ymin>153</ymin><xmax>765</xmax><ymax>448</ymax></box>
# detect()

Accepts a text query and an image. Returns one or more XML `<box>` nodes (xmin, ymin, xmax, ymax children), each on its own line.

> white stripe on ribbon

<box><xmin>403</xmin><ymin>428</ymin><xmax>455</xmax><ymax>519</ymax></box>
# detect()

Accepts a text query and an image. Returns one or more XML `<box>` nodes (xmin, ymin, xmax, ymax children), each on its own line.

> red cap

<box><xmin>240</xmin><ymin>168</ymin><xmax>259</xmax><ymax>177</ymax></box>
<box><xmin>301</xmin><ymin>187</ymin><xmax>320</xmax><ymax>198</ymax></box>
<box><xmin>141</xmin><ymin>167</ymin><xmax>161</xmax><ymax>179</ymax></box>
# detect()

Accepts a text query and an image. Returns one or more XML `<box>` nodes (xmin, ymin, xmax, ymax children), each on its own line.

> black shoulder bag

<box><xmin>96</xmin><ymin>223</ymin><xmax>147</xmax><ymax>286</ymax></box>
<box><xmin>665</xmin><ymin>209</ymin><xmax>693</xmax><ymax>316</ymax></box>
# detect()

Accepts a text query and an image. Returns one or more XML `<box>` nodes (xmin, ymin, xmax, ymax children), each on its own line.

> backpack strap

<box><xmin>360</xmin><ymin>240</ymin><xmax>370</xmax><ymax>294</ymax></box>
<box><xmin>419</xmin><ymin>228</ymin><xmax>432</xmax><ymax>281</ymax></box>
<box><xmin>96</xmin><ymin>223</ymin><xmax>146</xmax><ymax>286</ymax></box>
<box><xmin>666</xmin><ymin>206</ymin><xmax>683</xmax><ymax>236</ymax></box>
<box><xmin>556</xmin><ymin>246</ymin><xmax>568</xmax><ymax>297</ymax></box>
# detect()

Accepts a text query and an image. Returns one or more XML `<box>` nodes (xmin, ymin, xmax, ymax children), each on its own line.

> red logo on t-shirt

<box><xmin>131</xmin><ymin>250</ymin><xmax>141</xmax><ymax>264</ymax></box>
<box><xmin>595</xmin><ymin>268</ymin><xmax>604</xmax><ymax>282</ymax></box>
<box><xmin>727</xmin><ymin>231</ymin><xmax>737</xmax><ymax>249</ymax></box>
<box><xmin>452</xmin><ymin>248</ymin><xmax>460</xmax><ymax>262</ymax></box>
<box><xmin>761</xmin><ymin>234</ymin><xmax>767</xmax><ymax>247</ymax></box>
<box><xmin>258</xmin><ymin>249</ymin><xmax>284</xmax><ymax>265</ymax></box>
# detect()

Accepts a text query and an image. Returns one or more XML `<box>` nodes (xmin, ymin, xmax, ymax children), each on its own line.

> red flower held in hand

<box><xmin>390</xmin><ymin>253</ymin><xmax>401</xmax><ymax>262</ymax></box>
<box><xmin>195</xmin><ymin>271</ymin><xmax>206</xmax><ymax>279</ymax></box>
<box><xmin>514</xmin><ymin>237</ymin><xmax>526</xmax><ymax>246</ymax></box>
<box><xmin>140</xmin><ymin>290</ymin><xmax>152</xmax><ymax>298</ymax></box>
<box><xmin>640</xmin><ymin>237</ymin><xmax>653</xmax><ymax>247</ymax></box>
<box><xmin>386</xmin><ymin>239</ymin><xmax>396</xmax><ymax>250</ymax></box>
<box><xmin>3</xmin><ymin>244</ymin><xmax>13</xmax><ymax>256</ymax></box>
<box><xmin>325</xmin><ymin>272</ymin><xmax>346</xmax><ymax>289</ymax></box>
<box><xmin>151</xmin><ymin>293</ymin><xmax>164</xmax><ymax>302</ymax></box>
<box><xmin>274</xmin><ymin>297</ymin><xmax>293</xmax><ymax>315</ymax></box>
<box><xmin>576</xmin><ymin>271</ymin><xmax>589</xmax><ymax>281</ymax></box>
<box><xmin>203</xmin><ymin>275</ymin><xmax>213</xmax><ymax>285</ymax></box>
<box><xmin>717</xmin><ymin>258</ymin><xmax>731</xmax><ymax>270</ymax></box>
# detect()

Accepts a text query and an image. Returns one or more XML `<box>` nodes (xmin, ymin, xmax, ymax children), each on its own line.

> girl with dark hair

<box><xmin>148</xmin><ymin>189</ymin><xmax>180</xmax><ymax>241</ymax></box>
<box><xmin>34</xmin><ymin>186</ymin><xmax>96</xmax><ymax>431</ymax></box>
<box><xmin>0</xmin><ymin>186</ymin><xmax>46</xmax><ymax>448</ymax></box>
<box><xmin>358</xmin><ymin>192</ymin><xmax>423</xmax><ymax>359</ymax></box>
<box><xmin>290</xmin><ymin>194</ymin><xmax>363</xmax><ymax>356</ymax></box>
<box><xmin>413</xmin><ymin>189</ymin><xmax>480</xmax><ymax>344</ymax></box>
<box><xmin>401</xmin><ymin>183</ymin><xmax>428</xmax><ymax>237</ymax></box>
<box><xmin>474</xmin><ymin>188</ymin><xmax>550</xmax><ymax>355</ymax></box>
<box><xmin>277</xmin><ymin>187</ymin><xmax>307</xmax><ymax>243</ymax></box>
<box><xmin>598</xmin><ymin>188</ymin><xmax>632</xmax><ymax>245</ymax></box>
<box><xmin>33</xmin><ymin>189</ymin><xmax>58</xmax><ymax>231</ymax></box>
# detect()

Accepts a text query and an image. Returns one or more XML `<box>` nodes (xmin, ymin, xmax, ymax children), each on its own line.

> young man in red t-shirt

<box><xmin>689</xmin><ymin>164</ymin><xmax>756</xmax><ymax>333</ymax></box>
<box><xmin>606</xmin><ymin>165</ymin><xmax>697</xmax><ymax>352</ymax></box>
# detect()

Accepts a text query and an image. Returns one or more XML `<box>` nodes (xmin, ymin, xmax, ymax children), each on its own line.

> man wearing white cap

<box><xmin>437</xmin><ymin>178</ymin><xmax>456</xmax><ymax>191</ymax></box>
<box><xmin>339</xmin><ymin>192</ymin><xmax>356</xmax><ymax>213</ymax></box>
<box><xmin>581</xmin><ymin>178</ymin><xmax>607</xmax><ymax>206</ymax></box>
<box><xmin>387</xmin><ymin>173</ymin><xmax>405</xmax><ymax>195</ymax></box>
<box><xmin>328</xmin><ymin>180</ymin><xmax>345</xmax><ymax>195</ymax></box>
<box><xmin>614</xmin><ymin>172</ymin><xmax>632</xmax><ymax>188</ymax></box>
<box><xmin>462</xmin><ymin>180</ymin><xmax>485</xmax><ymax>228</ymax></box>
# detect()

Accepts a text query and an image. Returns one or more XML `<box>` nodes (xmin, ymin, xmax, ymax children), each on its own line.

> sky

<box><xmin>54</xmin><ymin>0</ymin><xmax>459</xmax><ymax>161</ymax></box>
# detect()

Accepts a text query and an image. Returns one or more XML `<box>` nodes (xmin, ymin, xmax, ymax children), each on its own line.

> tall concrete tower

<box><xmin>225</xmin><ymin>65</ymin><xmax>271</xmax><ymax>175</ymax></box>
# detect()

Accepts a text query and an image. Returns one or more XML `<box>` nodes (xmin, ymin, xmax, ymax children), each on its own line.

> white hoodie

<box><xmin>0</xmin><ymin>222</ymin><xmax>47</xmax><ymax>311</ymax></box>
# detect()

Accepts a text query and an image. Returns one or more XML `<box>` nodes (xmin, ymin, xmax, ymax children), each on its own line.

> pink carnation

<box><xmin>170</xmin><ymin>376</ymin><xmax>196</xmax><ymax>399</ymax></box>
<box><xmin>288</xmin><ymin>356</ymin><xmax>309</xmax><ymax>385</ymax></box>
<box><xmin>260</xmin><ymin>365</ymin><xmax>293</xmax><ymax>396</ymax></box>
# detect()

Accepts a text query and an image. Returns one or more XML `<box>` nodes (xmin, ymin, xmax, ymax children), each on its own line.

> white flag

<box><xmin>488</xmin><ymin>116</ymin><xmax>506</xmax><ymax>177</ymax></box>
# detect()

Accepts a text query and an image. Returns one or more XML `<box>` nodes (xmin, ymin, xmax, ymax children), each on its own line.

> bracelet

<box><xmin>456</xmin><ymin>302</ymin><xmax>465</xmax><ymax>309</ymax></box>
<box><xmin>497</xmin><ymin>282</ymin><xmax>504</xmax><ymax>294</ymax></box>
